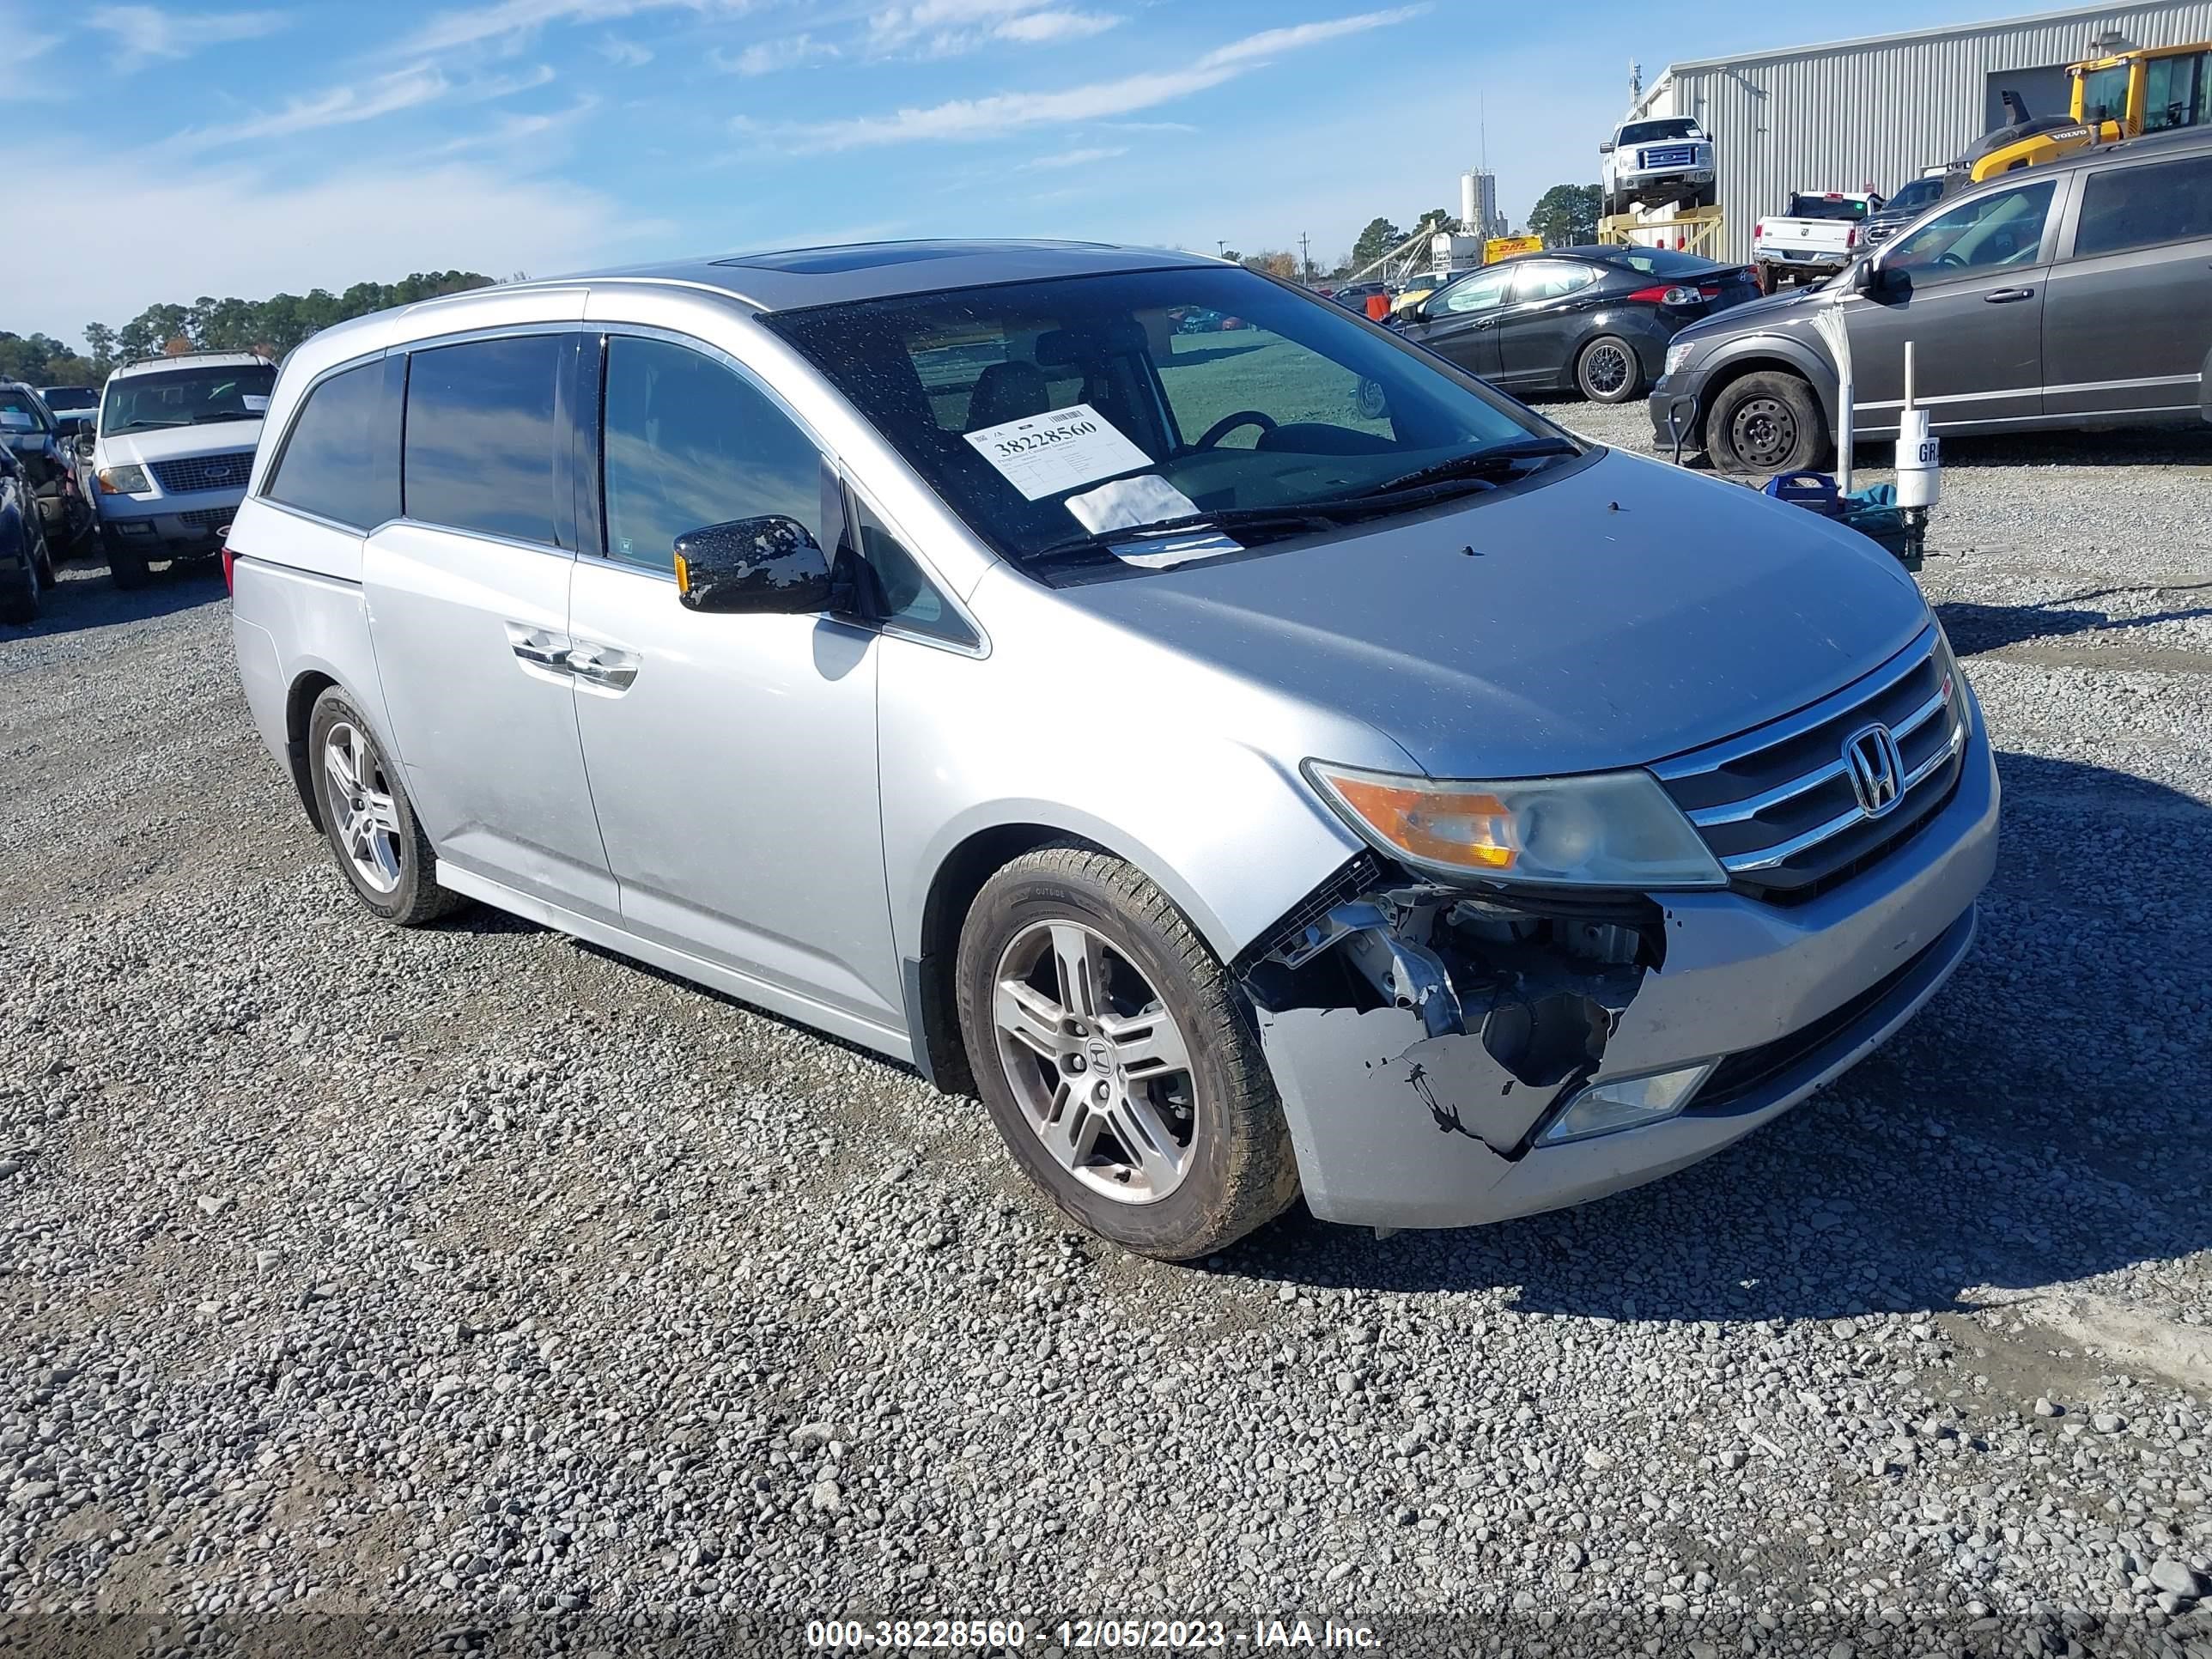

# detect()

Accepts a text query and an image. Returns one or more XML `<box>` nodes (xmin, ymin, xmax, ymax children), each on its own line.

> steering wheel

<box><xmin>1194</xmin><ymin>410</ymin><xmax>1277</xmax><ymax>450</ymax></box>
<box><xmin>1934</xmin><ymin>251</ymin><xmax>1969</xmax><ymax>270</ymax></box>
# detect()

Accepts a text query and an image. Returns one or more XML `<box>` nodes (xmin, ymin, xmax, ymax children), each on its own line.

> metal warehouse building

<box><xmin>1625</xmin><ymin>0</ymin><xmax>2212</xmax><ymax>262</ymax></box>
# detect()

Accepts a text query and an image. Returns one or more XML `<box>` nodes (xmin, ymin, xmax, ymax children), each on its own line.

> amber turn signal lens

<box><xmin>1318</xmin><ymin>771</ymin><xmax>1516</xmax><ymax>871</ymax></box>
<box><xmin>673</xmin><ymin>552</ymin><xmax>690</xmax><ymax>596</ymax></box>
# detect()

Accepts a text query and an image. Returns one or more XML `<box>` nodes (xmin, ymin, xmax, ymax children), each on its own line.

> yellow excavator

<box><xmin>1956</xmin><ymin>38</ymin><xmax>2209</xmax><ymax>184</ymax></box>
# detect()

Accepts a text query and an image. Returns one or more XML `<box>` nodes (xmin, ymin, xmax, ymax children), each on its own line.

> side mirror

<box><xmin>673</xmin><ymin>515</ymin><xmax>832</xmax><ymax>615</ymax></box>
<box><xmin>1598</xmin><ymin>140</ymin><xmax>1615</xmax><ymax>155</ymax></box>
<box><xmin>74</xmin><ymin>434</ymin><xmax>95</xmax><ymax>460</ymax></box>
<box><xmin>54</xmin><ymin>416</ymin><xmax>88</xmax><ymax>441</ymax></box>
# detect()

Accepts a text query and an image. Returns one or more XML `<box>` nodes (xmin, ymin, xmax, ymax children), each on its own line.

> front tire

<box><xmin>307</xmin><ymin>688</ymin><xmax>466</xmax><ymax>927</ymax></box>
<box><xmin>1576</xmin><ymin>335</ymin><xmax>1643</xmax><ymax>404</ymax></box>
<box><xmin>955</xmin><ymin>844</ymin><xmax>1298</xmax><ymax>1260</ymax></box>
<box><xmin>1709</xmin><ymin>370</ymin><xmax>1825</xmax><ymax>476</ymax></box>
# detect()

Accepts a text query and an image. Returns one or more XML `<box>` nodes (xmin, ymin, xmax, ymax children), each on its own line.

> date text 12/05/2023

<box><xmin>804</xmin><ymin>1617</ymin><xmax>1382</xmax><ymax>1650</ymax></box>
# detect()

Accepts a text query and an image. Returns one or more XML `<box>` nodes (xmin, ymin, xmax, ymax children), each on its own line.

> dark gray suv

<box><xmin>1652</xmin><ymin>128</ymin><xmax>2212</xmax><ymax>473</ymax></box>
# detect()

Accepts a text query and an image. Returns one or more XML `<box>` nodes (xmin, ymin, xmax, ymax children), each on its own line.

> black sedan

<box><xmin>1391</xmin><ymin>246</ymin><xmax>1760</xmax><ymax>404</ymax></box>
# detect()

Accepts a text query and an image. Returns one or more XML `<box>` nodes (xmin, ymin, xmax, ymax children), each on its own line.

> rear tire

<box><xmin>307</xmin><ymin>687</ymin><xmax>468</xmax><ymax>927</ymax></box>
<box><xmin>1576</xmin><ymin>335</ymin><xmax>1644</xmax><ymax>404</ymax></box>
<box><xmin>955</xmin><ymin>843</ymin><xmax>1299</xmax><ymax>1261</ymax></box>
<box><xmin>1710</xmin><ymin>370</ymin><xmax>1826</xmax><ymax>477</ymax></box>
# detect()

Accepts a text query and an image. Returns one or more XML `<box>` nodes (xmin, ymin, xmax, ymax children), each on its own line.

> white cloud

<box><xmin>750</xmin><ymin>6</ymin><xmax>1423</xmax><ymax>149</ymax></box>
<box><xmin>867</xmin><ymin>0</ymin><xmax>1121</xmax><ymax>57</ymax></box>
<box><xmin>16</xmin><ymin>161</ymin><xmax>665</xmax><ymax>343</ymax></box>
<box><xmin>595</xmin><ymin>33</ymin><xmax>654</xmax><ymax>65</ymax></box>
<box><xmin>993</xmin><ymin>9</ymin><xmax>1117</xmax><ymax>44</ymax></box>
<box><xmin>1018</xmin><ymin>144</ymin><xmax>1127</xmax><ymax>169</ymax></box>
<box><xmin>86</xmin><ymin>3</ymin><xmax>289</xmax><ymax>70</ymax></box>
<box><xmin>167</xmin><ymin>63</ymin><xmax>556</xmax><ymax>152</ymax></box>
<box><xmin>398</xmin><ymin>0</ymin><xmax>735</xmax><ymax>56</ymax></box>
<box><xmin>0</xmin><ymin>4</ymin><xmax>58</xmax><ymax>100</ymax></box>
<box><xmin>716</xmin><ymin>33</ymin><xmax>839</xmax><ymax>75</ymax></box>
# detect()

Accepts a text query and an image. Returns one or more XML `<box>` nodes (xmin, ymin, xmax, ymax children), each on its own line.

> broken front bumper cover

<box><xmin>1248</xmin><ymin>699</ymin><xmax>1998</xmax><ymax>1231</ymax></box>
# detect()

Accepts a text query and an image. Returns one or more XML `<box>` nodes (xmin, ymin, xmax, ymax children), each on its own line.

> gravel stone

<box><xmin>2</xmin><ymin>412</ymin><xmax>2209</xmax><ymax>1635</ymax></box>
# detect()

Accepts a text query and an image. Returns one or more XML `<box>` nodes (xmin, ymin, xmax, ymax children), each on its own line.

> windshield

<box><xmin>1</xmin><ymin>387</ymin><xmax>49</xmax><ymax>434</ymax></box>
<box><xmin>100</xmin><ymin>363</ymin><xmax>276</xmax><ymax>435</ymax></box>
<box><xmin>1620</xmin><ymin>119</ymin><xmax>1702</xmax><ymax>144</ymax></box>
<box><xmin>1786</xmin><ymin>194</ymin><xmax>1872</xmax><ymax>220</ymax></box>
<box><xmin>41</xmin><ymin>387</ymin><xmax>97</xmax><ymax>412</ymax></box>
<box><xmin>765</xmin><ymin>266</ymin><xmax>1572</xmax><ymax>572</ymax></box>
<box><xmin>2076</xmin><ymin>63</ymin><xmax>2131</xmax><ymax>123</ymax></box>
<box><xmin>1888</xmin><ymin>178</ymin><xmax>1945</xmax><ymax>213</ymax></box>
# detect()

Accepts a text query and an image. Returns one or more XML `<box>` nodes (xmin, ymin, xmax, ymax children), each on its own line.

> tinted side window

<box><xmin>1516</xmin><ymin>263</ymin><xmax>1598</xmax><ymax>302</ymax></box>
<box><xmin>1441</xmin><ymin>269</ymin><xmax>1511</xmax><ymax>313</ymax></box>
<box><xmin>1886</xmin><ymin>180</ymin><xmax>2053</xmax><ymax>276</ymax></box>
<box><xmin>266</xmin><ymin>362</ymin><xmax>396</xmax><ymax>530</ymax></box>
<box><xmin>601</xmin><ymin>335</ymin><xmax>823</xmax><ymax>574</ymax></box>
<box><xmin>403</xmin><ymin>335</ymin><xmax>565</xmax><ymax>545</ymax></box>
<box><xmin>2075</xmin><ymin>154</ymin><xmax>2212</xmax><ymax>258</ymax></box>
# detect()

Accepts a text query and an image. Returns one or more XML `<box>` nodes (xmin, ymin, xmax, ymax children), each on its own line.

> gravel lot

<box><xmin>3</xmin><ymin>410</ymin><xmax>2209</xmax><ymax>1656</ymax></box>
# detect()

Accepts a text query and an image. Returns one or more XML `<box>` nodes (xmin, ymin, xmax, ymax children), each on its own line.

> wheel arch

<box><xmin>903</xmin><ymin>810</ymin><xmax>1270</xmax><ymax>1097</ymax></box>
<box><xmin>1694</xmin><ymin>343</ymin><xmax>1836</xmax><ymax>448</ymax></box>
<box><xmin>284</xmin><ymin>670</ymin><xmax>343</xmax><ymax>830</ymax></box>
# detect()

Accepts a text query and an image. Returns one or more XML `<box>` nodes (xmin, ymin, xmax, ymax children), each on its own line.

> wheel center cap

<box><xmin>1085</xmin><ymin>1036</ymin><xmax>1115</xmax><ymax>1076</ymax></box>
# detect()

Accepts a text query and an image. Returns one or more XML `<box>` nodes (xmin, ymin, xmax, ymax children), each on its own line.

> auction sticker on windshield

<box><xmin>963</xmin><ymin>403</ymin><xmax>1150</xmax><ymax>501</ymax></box>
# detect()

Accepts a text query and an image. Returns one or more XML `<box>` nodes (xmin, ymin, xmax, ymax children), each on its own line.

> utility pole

<box><xmin>1215</xmin><ymin>239</ymin><xmax>1226</xmax><ymax>258</ymax></box>
<box><xmin>1298</xmin><ymin>232</ymin><xmax>1311</xmax><ymax>284</ymax></box>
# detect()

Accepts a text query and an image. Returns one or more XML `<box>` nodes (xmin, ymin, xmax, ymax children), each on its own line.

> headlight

<box><xmin>1305</xmin><ymin>763</ymin><xmax>1727</xmax><ymax>888</ymax></box>
<box><xmin>1664</xmin><ymin>341</ymin><xmax>1697</xmax><ymax>378</ymax></box>
<box><xmin>96</xmin><ymin>464</ymin><xmax>151</xmax><ymax>495</ymax></box>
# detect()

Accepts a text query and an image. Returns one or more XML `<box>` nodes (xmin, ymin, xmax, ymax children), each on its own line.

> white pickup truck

<box><xmin>1751</xmin><ymin>191</ymin><xmax>1881</xmax><ymax>291</ymax></box>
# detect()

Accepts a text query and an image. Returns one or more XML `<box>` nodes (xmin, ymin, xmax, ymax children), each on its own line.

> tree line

<box><xmin>0</xmin><ymin>270</ymin><xmax>498</xmax><ymax>388</ymax></box>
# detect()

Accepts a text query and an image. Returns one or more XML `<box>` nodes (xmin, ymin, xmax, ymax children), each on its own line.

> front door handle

<box><xmin>1473</xmin><ymin>318</ymin><xmax>1498</xmax><ymax>331</ymax></box>
<box><xmin>505</xmin><ymin>623</ymin><xmax>572</xmax><ymax>672</ymax></box>
<box><xmin>1983</xmin><ymin>287</ymin><xmax>2035</xmax><ymax>302</ymax></box>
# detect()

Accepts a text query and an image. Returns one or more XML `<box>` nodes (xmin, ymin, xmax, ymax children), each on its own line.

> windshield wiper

<box><xmin>1358</xmin><ymin>436</ymin><xmax>1582</xmax><ymax>498</ymax></box>
<box><xmin>1025</xmin><ymin>504</ymin><xmax>1344</xmax><ymax>568</ymax></box>
<box><xmin>191</xmin><ymin>411</ymin><xmax>259</xmax><ymax>424</ymax></box>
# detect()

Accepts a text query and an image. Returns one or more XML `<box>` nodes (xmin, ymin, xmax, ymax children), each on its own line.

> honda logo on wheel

<box><xmin>1843</xmin><ymin>723</ymin><xmax>1905</xmax><ymax>818</ymax></box>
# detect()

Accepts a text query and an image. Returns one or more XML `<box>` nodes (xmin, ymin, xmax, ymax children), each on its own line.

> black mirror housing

<box><xmin>54</xmin><ymin>416</ymin><xmax>88</xmax><ymax>440</ymax></box>
<box><xmin>673</xmin><ymin>515</ymin><xmax>833</xmax><ymax>614</ymax></box>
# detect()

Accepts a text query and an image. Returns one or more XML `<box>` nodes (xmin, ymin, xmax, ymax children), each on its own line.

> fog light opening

<box><xmin>1539</xmin><ymin>1061</ymin><xmax>1718</xmax><ymax>1146</ymax></box>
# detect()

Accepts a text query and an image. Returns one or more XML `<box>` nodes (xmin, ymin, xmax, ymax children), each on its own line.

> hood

<box><xmin>101</xmin><ymin>421</ymin><xmax>263</xmax><ymax>464</ymax></box>
<box><xmin>1675</xmin><ymin>284</ymin><xmax>1831</xmax><ymax>344</ymax></box>
<box><xmin>1059</xmin><ymin>448</ymin><xmax>1929</xmax><ymax>779</ymax></box>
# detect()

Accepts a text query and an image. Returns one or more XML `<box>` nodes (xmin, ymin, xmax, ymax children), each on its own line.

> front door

<box><xmin>1402</xmin><ymin>265</ymin><xmax>1510</xmax><ymax>380</ymax></box>
<box><xmin>1493</xmin><ymin>259</ymin><xmax>1602</xmax><ymax>388</ymax></box>
<box><xmin>1841</xmin><ymin>176</ymin><xmax>2059</xmax><ymax>436</ymax></box>
<box><xmin>567</xmin><ymin>331</ymin><xmax>902</xmax><ymax>1031</ymax></box>
<box><xmin>2044</xmin><ymin>148</ymin><xmax>2212</xmax><ymax>418</ymax></box>
<box><xmin>363</xmin><ymin>329</ymin><xmax>617</xmax><ymax>923</ymax></box>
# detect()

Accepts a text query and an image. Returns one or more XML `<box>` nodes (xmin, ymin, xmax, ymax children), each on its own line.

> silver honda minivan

<box><xmin>229</xmin><ymin>240</ymin><xmax>1998</xmax><ymax>1260</ymax></box>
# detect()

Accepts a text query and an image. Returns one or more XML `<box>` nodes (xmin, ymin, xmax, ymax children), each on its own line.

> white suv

<box><xmin>1601</xmin><ymin>117</ymin><xmax>1717</xmax><ymax>216</ymax></box>
<box><xmin>92</xmin><ymin>352</ymin><xmax>276</xmax><ymax>588</ymax></box>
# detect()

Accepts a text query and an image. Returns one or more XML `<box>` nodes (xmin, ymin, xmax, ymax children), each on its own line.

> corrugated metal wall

<box><xmin>1642</xmin><ymin>1</ymin><xmax>2212</xmax><ymax>261</ymax></box>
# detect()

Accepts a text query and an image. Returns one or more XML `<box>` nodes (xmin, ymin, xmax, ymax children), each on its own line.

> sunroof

<box><xmin>711</xmin><ymin>242</ymin><xmax>1000</xmax><ymax>275</ymax></box>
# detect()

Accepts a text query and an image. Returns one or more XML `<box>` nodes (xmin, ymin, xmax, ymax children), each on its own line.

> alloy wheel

<box><xmin>1583</xmin><ymin>342</ymin><xmax>1632</xmax><ymax>398</ymax></box>
<box><xmin>322</xmin><ymin>721</ymin><xmax>404</xmax><ymax>895</ymax></box>
<box><xmin>990</xmin><ymin>920</ymin><xmax>1198</xmax><ymax>1205</ymax></box>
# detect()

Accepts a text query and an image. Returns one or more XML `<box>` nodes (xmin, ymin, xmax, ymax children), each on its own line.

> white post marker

<box><xmin>1894</xmin><ymin>339</ymin><xmax>1941</xmax><ymax>509</ymax></box>
<box><xmin>1813</xmin><ymin>302</ymin><xmax>1853</xmax><ymax>495</ymax></box>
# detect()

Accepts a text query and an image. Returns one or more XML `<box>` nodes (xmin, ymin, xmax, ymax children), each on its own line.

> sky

<box><xmin>7</xmin><ymin>0</ymin><xmax>2062</xmax><ymax>349</ymax></box>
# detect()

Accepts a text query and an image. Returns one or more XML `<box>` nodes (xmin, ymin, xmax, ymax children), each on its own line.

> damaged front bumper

<box><xmin>1246</xmin><ymin>697</ymin><xmax>1998</xmax><ymax>1231</ymax></box>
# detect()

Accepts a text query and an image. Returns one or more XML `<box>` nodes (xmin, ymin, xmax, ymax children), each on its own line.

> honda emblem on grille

<box><xmin>1843</xmin><ymin>723</ymin><xmax>1905</xmax><ymax>818</ymax></box>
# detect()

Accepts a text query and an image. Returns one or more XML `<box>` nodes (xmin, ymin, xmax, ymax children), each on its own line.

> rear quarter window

<box><xmin>265</xmin><ymin>361</ymin><xmax>398</xmax><ymax>531</ymax></box>
<box><xmin>2074</xmin><ymin>153</ymin><xmax>2212</xmax><ymax>258</ymax></box>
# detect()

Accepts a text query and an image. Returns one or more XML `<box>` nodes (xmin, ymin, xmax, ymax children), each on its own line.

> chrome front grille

<box><xmin>1653</xmin><ymin>627</ymin><xmax>1967</xmax><ymax>902</ymax></box>
<box><xmin>1638</xmin><ymin>144</ymin><xmax>1697</xmax><ymax>169</ymax></box>
<box><xmin>149</xmin><ymin>451</ymin><xmax>252</xmax><ymax>495</ymax></box>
